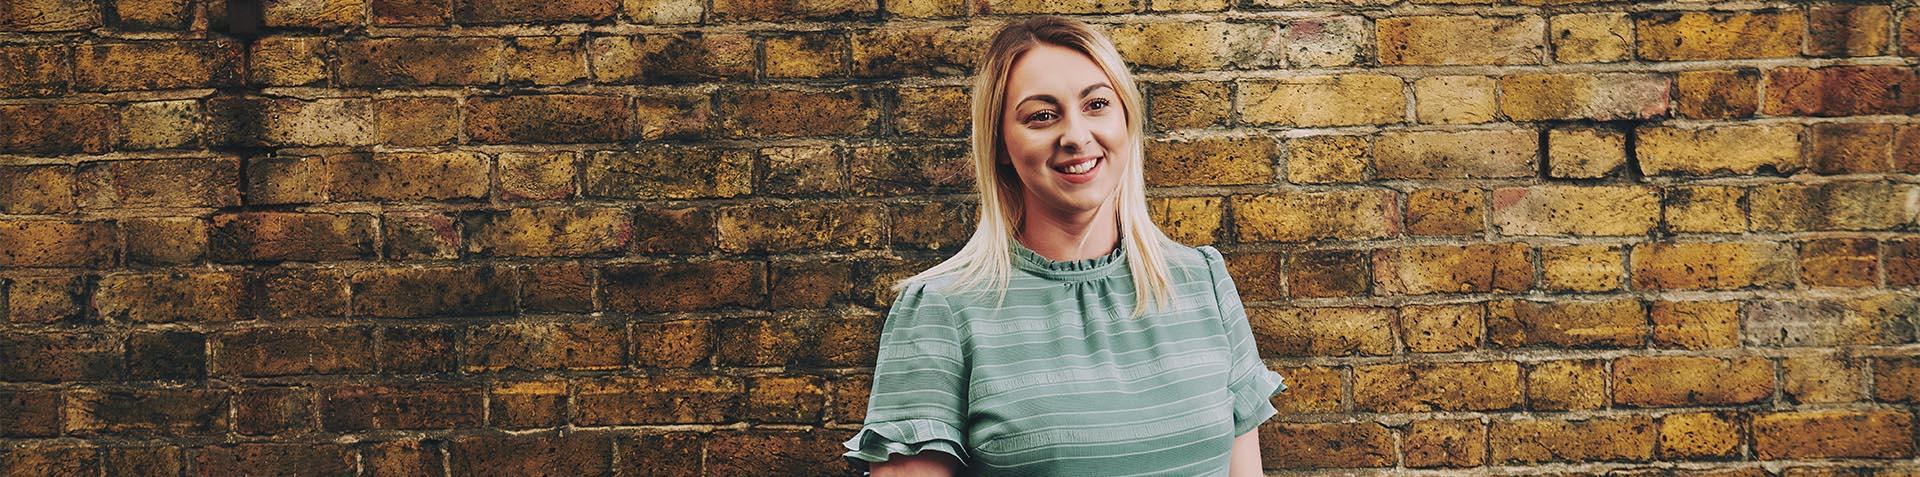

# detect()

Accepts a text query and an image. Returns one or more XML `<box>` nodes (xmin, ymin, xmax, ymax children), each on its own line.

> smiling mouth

<box><xmin>1051</xmin><ymin>156</ymin><xmax>1102</xmax><ymax>175</ymax></box>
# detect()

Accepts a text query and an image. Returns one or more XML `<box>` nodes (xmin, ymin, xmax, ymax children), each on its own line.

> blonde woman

<box><xmin>842</xmin><ymin>15</ymin><xmax>1289</xmax><ymax>477</ymax></box>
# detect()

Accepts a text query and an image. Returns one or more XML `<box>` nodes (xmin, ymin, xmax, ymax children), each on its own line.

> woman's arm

<box><xmin>869</xmin><ymin>452</ymin><xmax>962</xmax><ymax>477</ymax></box>
<box><xmin>1228</xmin><ymin>428</ymin><xmax>1264</xmax><ymax>477</ymax></box>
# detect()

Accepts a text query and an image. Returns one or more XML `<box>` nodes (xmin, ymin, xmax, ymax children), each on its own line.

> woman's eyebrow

<box><xmin>1016</xmin><ymin>82</ymin><xmax>1116</xmax><ymax>107</ymax></box>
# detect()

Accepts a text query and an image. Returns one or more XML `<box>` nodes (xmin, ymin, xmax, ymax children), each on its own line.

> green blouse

<box><xmin>842</xmin><ymin>238</ymin><xmax>1288</xmax><ymax>476</ymax></box>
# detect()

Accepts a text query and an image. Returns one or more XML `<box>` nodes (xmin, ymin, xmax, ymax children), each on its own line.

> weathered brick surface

<box><xmin>4</xmin><ymin>3</ymin><xmax>1913</xmax><ymax>476</ymax></box>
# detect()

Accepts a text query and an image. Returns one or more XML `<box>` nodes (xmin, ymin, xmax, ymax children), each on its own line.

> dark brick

<box><xmin>0</xmin><ymin>45</ymin><xmax>69</xmax><ymax>97</ymax></box>
<box><xmin>94</xmin><ymin>271</ymin><xmax>244</xmax><ymax>323</ymax></box>
<box><xmin>463</xmin><ymin>322</ymin><xmax>625</xmax><ymax>372</ymax></box>
<box><xmin>585</xmin><ymin>147</ymin><xmax>753</xmax><ymax>200</ymax></box>
<box><xmin>248</xmin><ymin>266</ymin><xmax>351</xmax><ymax>320</ymax></box>
<box><xmin>74</xmin><ymin>41</ymin><xmax>243</xmax><ymax>91</ymax></box>
<box><xmin>103</xmin><ymin>446</ymin><xmax>182</xmax><ymax>477</ymax></box>
<box><xmin>633</xmin><ymin>206</ymin><xmax>717</xmax><ymax>254</ymax></box>
<box><xmin>590</xmin><ymin>33</ymin><xmax>754</xmax><ymax>84</ymax></box>
<box><xmin>706</xmin><ymin>429</ymin><xmax>849</xmax><ymax>475</ymax></box>
<box><xmin>604</xmin><ymin>260</ymin><xmax>764</xmax><ymax>313</ymax></box>
<box><xmin>320</xmin><ymin>383</ymin><xmax>485</xmax><ymax>431</ymax></box>
<box><xmin>0</xmin><ymin>389</ymin><xmax>62</xmax><ymax>437</ymax></box>
<box><xmin>234</xmin><ymin>387</ymin><xmax>315</xmax><ymax>436</ymax></box>
<box><xmin>850</xmin><ymin>143</ymin><xmax>972</xmax><ymax>197</ymax></box>
<box><xmin>194</xmin><ymin>443</ymin><xmax>354</xmax><ymax>477</ymax></box>
<box><xmin>0</xmin><ymin>332</ymin><xmax>119</xmax><ymax>382</ymax></box>
<box><xmin>0</xmin><ymin>165</ymin><xmax>75</xmax><ymax>214</ymax></box>
<box><xmin>455</xmin><ymin>0</ymin><xmax>618</xmax><ymax>23</ymax></box>
<box><xmin>718</xmin><ymin>87</ymin><xmax>880</xmax><ymax>138</ymax></box>
<box><xmin>124</xmin><ymin>330</ymin><xmax>205</xmax><ymax>380</ymax></box>
<box><xmin>213</xmin><ymin>326</ymin><xmax>378</xmax><ymax>377</ymax></box>
<box><xmin>0</xmin><ymin>103</ymin><xmax>117</xmax><ymax>154</ymax></box>
<box><xmin>374</xmin><ymin>0</ymin><xmax>452</xmax><ymax>25</ymax></box>
<box><xmin>209</xmin><ymin>212</ymin><xmax>378</xmax><ymax>262</ymax></box>
<box><xmin>614</xmin><ymin>433</ymin><xmax>703</xmax><ymax>477</ymax></box>
<box><xmin>1289</xmin><ymin>249</ymin><xmax>1370</xmax><ymax>298</ymax></box>
<box><xmin>379</xmin><ymin>325</ymin><xmax>460</xmax><ymax>374</ymax></box>
<box><xmin>363</xmin><ymin>439</ymin><xmax>447</xmax><ymax>476</ymax></box>
<box><xmin>65</xmin><ymin>388</ymin><xmax>227</xmax><ymax>437</ymax></box>
<box><xmin>351</xmin><ymin>265</ymin><xmax>517</xmax><ymax>318</ymax></box>
<box><xmin>575</xmin><ymin>374</ymin><xmax>743</xmax><ymax>424</ymax></box>
<box><xmin>449</xmin><ymin>432</ymin><xmax>614</xmax><ymax>476</ymax></box>
<box><xmin>338</xmin><ymin>37</ymin><xmax>504</xmax><ymax>86</ymax></box>
<box><xmin>468</xmin><ymin>94</ymin><xmax>629</xmax><ymax>144</ymax></box>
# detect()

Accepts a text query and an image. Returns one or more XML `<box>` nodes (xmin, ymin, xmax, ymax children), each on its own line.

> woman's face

<box><xmin>998</xmin><ymin>42</ymin><xmax>1129</xmax><ymax>219</ymax></box>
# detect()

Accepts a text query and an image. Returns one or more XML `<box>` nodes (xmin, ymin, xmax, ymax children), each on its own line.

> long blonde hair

<box><xmin>892</xmin><ymin>15</ymin><xmax>1179</xmax><ymax>318</ymax></box>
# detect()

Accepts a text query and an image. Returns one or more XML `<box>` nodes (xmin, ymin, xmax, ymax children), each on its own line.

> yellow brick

<box><xmin>1378</xmin><ymin>15</ymin><xmax>1546</xmax><ymax>65</ymax></box>
<box><xmin>1399</xmin><ymin>303</ymin><xmax>1483</xmax><ymax>353</ymax></box>
<box><xmin>1499</xmin><ymin>72</ymin><xmax>1669</xmax><ymax>121</ymax></box>
<box><xmin>1375</xmin><ymin>129</ymin><xmax>1536</xmax><ymax>179</ymax></box>
<box><xmin>1547</xmin><ymin>127</ymin><xmax>1626</xmax><ymax>178</ymax></box>
<box><xmin>1637</xmin><ymin>124</ymin><xmax>1802</xmax><ymax>176</ymax></box>
<box><xmin>1145</xmin><ymin>136</ymin><xmax>1278</xmax><ymax>187</ymax></box>
<box><xmin>1239</xmin><ymin>75</ymin><xmax>1405</xmax><ymax>127</ymax></box>
<box><xmin>1525</xmin><ymin>359</ymin><xmax>1607</xmax><ymax>410</ymax></box>
<box><xmin>1231</xmin><ymin>189</ymin><xmax>1398</xmax><ymax>243</ymax></box>
<box><xmin>1636</xmin><ymin>10</ymin><xmax>1807</xmax><ymax>61</ymax></box>
<box><xmin>1551</xmin><ymin>13</ymin><xmax>1631</xmax><ymax>63</ymax></box>
<box><xmin>1285</xmin><ymin>135</ymin><xmax>1368</xmax><ymax>184</ymax></box>
<box><xmin>1148</xmin><ymin>196</ymin><xmax>1223</xmax><ymax>245</ymax></box>
<box><xmin>1650</xmin><ymin>300</ymin><xmax>1741</xmax><ymax>350</ymax></box>
<box><xmin>1491</xmin><ymin>185</ymin><xmax>1659</xmax><ymax>236</ymax></box>
<box><xmin>1659</xmin><ymin>411</ymin><xmax>1743</xmax><ymax>459</ymax></box>
<box><xmin>1108</xmin><ymin>22</ymin><xmax>1280</xmax><ymax>71</ymax></box>
<box><xmin>1414</xmin><ymin>75</ymin><xmax>1498</xmax><ymax>124</ymax></box>
<box><xmin>1662</xmin><ymin>185</ymin><xmax>1747</xmax><ymax>233</ymax></box>
<box><xmin>1541</xmin><ymin>244</ymin><xmax>1623</xmax><ymax>292</ymax></box>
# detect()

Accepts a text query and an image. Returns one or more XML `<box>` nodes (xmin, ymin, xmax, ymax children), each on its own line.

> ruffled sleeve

<box><xmin>1199</xmin><ymin>246</ymin><xmax>1289</xmax><ymax>437</ymax></box>
<box><xmin>842</xmin><ymin>281</ymin><xmax>970</xmax><ymax>471</ymax></box>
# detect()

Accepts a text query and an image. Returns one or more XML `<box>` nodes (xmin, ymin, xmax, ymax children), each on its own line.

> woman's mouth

<box><xmin>1051</xmin><ymin>156</ymin><xmax>1103</xmax><ymax>183</ymax></box>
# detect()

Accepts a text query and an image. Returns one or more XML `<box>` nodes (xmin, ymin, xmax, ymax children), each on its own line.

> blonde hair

<box><xmin>892</xmin><ymin>15</ymin><xmax>1180</xmax><ymax>318</ymax></box>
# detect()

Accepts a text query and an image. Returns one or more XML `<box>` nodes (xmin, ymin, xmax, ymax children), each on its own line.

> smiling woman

<box><xmin>840</xmin><ymin>15</ymin><xmax>1289</xmax><ymax>477</ymax></box>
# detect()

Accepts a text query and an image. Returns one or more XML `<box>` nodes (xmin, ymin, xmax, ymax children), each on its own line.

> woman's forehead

<box><xmin>1005</xmin><ymin>44</ymin><xmax>1111</xmax><ymax>101</ymax></box>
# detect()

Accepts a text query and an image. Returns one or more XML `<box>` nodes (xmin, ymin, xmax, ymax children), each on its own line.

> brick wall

<box><xmin>1</xmin><ymin>0</ymin><xmax>1917</xmax><ymax>475</ymax></box>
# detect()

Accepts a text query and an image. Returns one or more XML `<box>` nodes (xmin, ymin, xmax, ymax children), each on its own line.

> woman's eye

<box><xmin>1089</xmin><ymin>99</ymin><xmax>1109</xmax><ymax>111</ymax></box>
<box><xmin>1027</xmin><ymin>111</ymin><xmax>1056</xmax><ymax>123</ymax></box>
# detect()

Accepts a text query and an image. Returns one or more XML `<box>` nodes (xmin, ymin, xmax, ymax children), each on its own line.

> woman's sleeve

<box><xmin>1200</xmin><ymin>246</ymin><xmax>1289</xmax><ymax>438</ymax></box>
<box><xmin>841</xmin><ymin>281</ymin><xmax>970</xmax><ymax>471</ymax></box>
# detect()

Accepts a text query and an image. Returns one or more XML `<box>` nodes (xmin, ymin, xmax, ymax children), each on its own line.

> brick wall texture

<box><xmin>2</xmin><ymin>0</ymin><xmax>1919</xmax><ymax>475</ymax></box>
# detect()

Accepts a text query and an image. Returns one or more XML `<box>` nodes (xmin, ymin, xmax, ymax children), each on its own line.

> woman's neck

<box><xmin>1016</xmin><ymin>200</ymin><xmax>1120</xmax><ymax>262</ymax></box>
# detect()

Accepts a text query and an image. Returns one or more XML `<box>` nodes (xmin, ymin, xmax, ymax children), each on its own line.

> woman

<box><xmin>841</xmin><ymin>15</ymin><xmax>1288</xmax><ymax>477</ymax></box>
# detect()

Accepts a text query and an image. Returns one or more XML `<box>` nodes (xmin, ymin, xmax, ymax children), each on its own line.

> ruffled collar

<box><xmin>1009</xmin><ymin>234</ymin><xmax>1127</xmax><ymax>282</ymax></box>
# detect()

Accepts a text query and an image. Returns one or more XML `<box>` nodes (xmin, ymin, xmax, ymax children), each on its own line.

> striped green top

<box><xmin>842</xmin><ymin>238</ymin><xmax>1289</xmax><ymax>476</ymax></box>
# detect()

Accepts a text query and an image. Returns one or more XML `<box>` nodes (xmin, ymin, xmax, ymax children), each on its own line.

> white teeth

<box><xmin>1061</xmin><ymin>158</ymin><xmax>1097</xmax><ymax>174</ymax></box>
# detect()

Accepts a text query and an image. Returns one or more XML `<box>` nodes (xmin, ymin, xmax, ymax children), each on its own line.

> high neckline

<box><xmin>1009</xmin><ymin>235</ymin><xmax>1127</xmax><ymax>281</ymax></box>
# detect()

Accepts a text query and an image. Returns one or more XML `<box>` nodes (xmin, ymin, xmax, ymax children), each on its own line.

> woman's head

<box><xmin>974</xmin><ymin>16</ymin><xmax>1145</xmax><ymax>230</ymax></box>
<box><xmin>898</xmin><ymin>15</ymin><xmax>1177</xmax><ymax>317</ymax></box>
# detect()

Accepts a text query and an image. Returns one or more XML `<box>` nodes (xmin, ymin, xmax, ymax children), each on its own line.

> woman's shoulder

<box><xmin>1159</xmin><ymin>240</ymin><xmax>1223</xmax><ymax>282</ymax></box>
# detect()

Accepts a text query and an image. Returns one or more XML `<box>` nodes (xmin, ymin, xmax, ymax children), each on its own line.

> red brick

<box><xmin>1766</xmin><ymin>66</ymin><xmax>1920</xmax><ymax>117</ymax></box>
